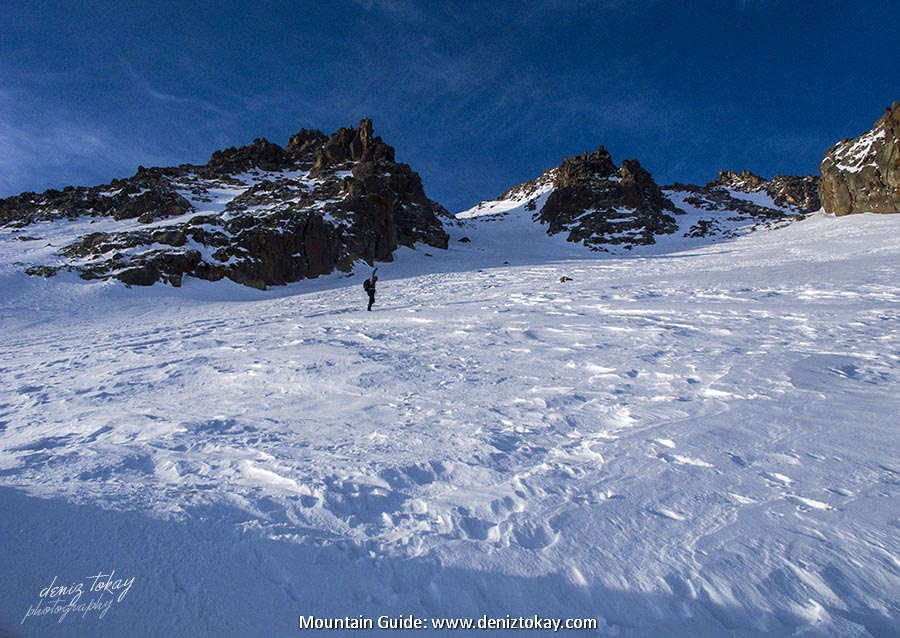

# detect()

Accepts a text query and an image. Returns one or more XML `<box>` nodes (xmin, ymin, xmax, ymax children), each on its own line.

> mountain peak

<box><xmin>312</xmin><ymin>118</ymin><xmax>395</xmax><ymax>175</ymax></box>
<box><xmin>1</xmin><ymin>120</ymin><xmax>448</xmax><ymax>288</ymax></box>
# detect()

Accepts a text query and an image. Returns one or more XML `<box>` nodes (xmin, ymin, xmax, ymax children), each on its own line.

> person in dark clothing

<box><xmin>363</xmin><ymin>268</ymin><xmax>378</xmax><ymax>311</ymax></box>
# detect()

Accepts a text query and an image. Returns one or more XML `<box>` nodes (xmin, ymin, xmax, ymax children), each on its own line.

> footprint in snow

<box><xmin>512</xmin><ymin>521</ymin><xmax>558</xmax><ymax>549</ymax></box>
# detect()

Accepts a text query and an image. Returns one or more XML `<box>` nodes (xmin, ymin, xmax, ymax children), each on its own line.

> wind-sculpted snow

<box><xmin>0</xmin><ymin>212</ymin><xmax>898</xmax><ymax>636</ymax></box>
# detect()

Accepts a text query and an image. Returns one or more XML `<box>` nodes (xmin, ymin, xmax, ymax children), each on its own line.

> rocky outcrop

<box><xmin>820</xmin><ymin>102</ymin><xmax>900</xmax><ymax>215</ymax></box>
<box><xmin>658</xmin><ymin>169</ymin><xmax>818</xmax><ymax>241</ymax></box>
<box><xmin>538</xmin><ymin>146</ymin><xmax>682</xmax><ymax>249</ymax></box>
<box><xmin>201</xmin><ymin>138</ymin><xmax>289</xmax><ymax>177</ymax></box>
<box><xmin>712</xmin><ymin>170</ymin><xmax>820</xmax><ymax>213</ymax></box>
<box><xmin>285</xmin><ymin>129</ymin><xmax>328</xmax><ymax>160</ymax></box>
<box><xmin>460</xmin><ymin>146</ymin><xmax>695</xmax><ymax>250</ymax></box>
<box><xmin>714</xmin><ymin>169</ymin><xmax>769</xmax><ymax>193</ymax></box>
<box><xmin>767</xmin><ymin>175</ymin><xmax>820</xmax><ymax>212</ymax></box>
<box><xmin>0</xmin><ymin>176</ymin><xmax>194</xmax><ymax>227</ymax></box>
<box><xmin>497</xmin><ymin>168</ymin><xmax>557</xmax><ymax>204</ymax></box>
<box><xmin>311</xmin><ymin>119</ymin><xmax>396</xmax><ymax>176</ymax></box>
<box><xmin>112</xmin><ymin>187</ymin><xmax>193</xmax><ymax>223</ymax></box>
<box><xmin>3</xmin><ymin>119</ymin><xmax>449</xmax><ymax>288</ymax></box>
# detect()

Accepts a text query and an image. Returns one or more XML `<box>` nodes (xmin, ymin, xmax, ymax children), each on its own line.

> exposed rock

<box><xmin>116</xmin><ymin>265</ymin><xmax>161</xmax><ymax>287</ymax></box>
<box><xmin>6</xmin><ymin>119</ymin><xmax>449</xmax><ymax>289</ymax></box>
<box><xmin>24</xmin><ymin>265</ymin><xmax>63</xmax><ymax>277</ymax></box>
<box><xmin>311</xmin><ymin>118</ymin><xmax>396</xmax><ymax>176</ymax></box>
<box><xmin>661</xmin><ymin>171</ymin><xmax>814</xmax><ymax>242</ymax></box>
<box><xmin>767</xmin><ymin>175</ymin><xmax>820</xmax><ymax>212</ymax></box>
<box><xmin>460</xmin><ymin>146</ymin><xmax>687</xmax><ymax>249</ymax></box>
<box><xmin>538</xmin><ymin>146</ymin><xmax>681</xmax><ymax>248</ymax></box>
<box><xmin>285</xmin><ymin>129</ymin><xmax>328</xmax><ymax>160</ymax></box>
<box><xmin>201</xmin><ymin>138</ymin><xmax>290</xmax><ymax>177</ymax></box>
<box><xmin>712</xmin><ymin>170</ymin><xmax>820</xmax><ymax>213</ymax></box>
<box><xmin>713</xmin><ymin>169</ymin><xmax>769</xmax><ymax>192</ymax></box>
<box><xmin>820</xmin><ymin>102</ymin><xmax>900</xmax><ymax>215</ymax></box>
<box><xmin>113</xmin><ymin>188</ymin><xmax>193</xmax><ymax>222</ymax></box>
<box><xmin>499</xmin><ymin>168</ymin><xmax>557</xmax><ymax>203</ymax></box>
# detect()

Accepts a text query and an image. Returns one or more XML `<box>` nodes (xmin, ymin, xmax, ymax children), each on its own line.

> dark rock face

<box><xmin>285</xmin><ymin>129</ymin><xmax>328</xmax><ymax>160</ymax></box>
<box><xmin>661</xmin><ymin>170</ymin><xmax>814</xmax><ymax>241</ymax></box>
<box><xmin>312</xmin><ymin>119</ymin><xmax>396</xmax><ymax>177</ymax></box>
<box><xmin>767</xmin><ymin>175</ymin><xmax>820</xmax><ymax>212</ymax></box>
<box><xmin>201</xmin><ymin>138</ymin><xmax>289</xmax><ymax>177</ymax></box>
<box><xmin>3</xmin><ymin>119</ymin><xmax>449</xmax><ymax>288</ymax></box>
<box><xmin>820</xmin><ymin>102</ymin><xmax>900</xmax><ymax>215</ymax></box>
<box><xmin>538</xmin><ymin>146</ymin><xmax>681</xmax><ymax>249</ymax></box>
<box><xmin>713</xmin><ymin>169</ymin><xmax>820</xmax><ymax>213</ymax></box>
<box><xmin>113</xmin><ymin>188</ymin><xmax>193</xmax><ymax>223</ymax></box>
<box><xmin>713</xmin><ymin>169</ymin><xmax>769</xmax><ymax>192</ymax></box>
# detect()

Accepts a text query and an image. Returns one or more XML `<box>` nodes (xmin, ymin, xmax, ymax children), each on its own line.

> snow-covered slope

<box><xmin>1</xmin><ymin>210</ymin><xmax>898</xmax><ymax>636</ymax></box>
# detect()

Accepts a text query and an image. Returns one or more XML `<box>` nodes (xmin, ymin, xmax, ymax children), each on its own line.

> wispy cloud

<box><xmin>349</xmin><ymin>0</ymin><xmax>425</xmax><ymax>22</ymax></box>
<box><xmin>0</xmin><ymin>89</ymin><xmax>150</xmax><ymax>195</ymax></box>
<box><xmin>119</xmin><ymin>58</ymin><xmax>230</xmax><ymax>117</ymax></box>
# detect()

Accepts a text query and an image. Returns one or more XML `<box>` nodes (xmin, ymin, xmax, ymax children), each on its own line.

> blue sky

<box><xmin>2</xmin><ymin>0</ymin><xmax>898</xmax><ymax>211</ymax></box>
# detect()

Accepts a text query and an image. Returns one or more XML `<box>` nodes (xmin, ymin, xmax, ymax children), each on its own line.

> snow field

<box><xmin>0</xmin><ymin>209</ymin><xmax>898</xmax><ymax>636</ymax></box>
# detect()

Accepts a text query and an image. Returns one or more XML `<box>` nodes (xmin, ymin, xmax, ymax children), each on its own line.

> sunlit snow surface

<box><xmin>0</xmin><ymin>203</ymin><xmax>898</xmax><ymax>637</ymax></box>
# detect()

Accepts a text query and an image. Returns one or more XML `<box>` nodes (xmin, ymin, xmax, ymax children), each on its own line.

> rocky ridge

<box><xmin>654</xmin><ymin>169</ymin><xmax>819</xmax><ymax>240</ymax></box>
<box><xmin>2</xmin><ymin>119</ymin><xmax>449</xmax><ymax>288</ymax></box>
<box><xmin>461</xmin><ymin>146</ymin><xmax>683</xmax><ymax>250</ymax></box>
<box><xmin>9</xmin><ymin>104</ymin><xmax>890</xmax><ymax>289</ymax></box>
<box><xmin>820</xmin><ymin>102</ymin><xmax>900</xmax><ymax>215</ymax></box>
<box><xmin>713</xmin><ymin>170</ymin><xmax>821</xmax><ymax>213</ymax></box>
<box><xmin>460</xmin><ymin>148</ymin><xmax>817</xmax><ymax>248</ymax></box>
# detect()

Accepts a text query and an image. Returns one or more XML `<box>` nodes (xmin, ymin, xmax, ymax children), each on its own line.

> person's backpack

<box><xmin>363</xmin><ymin>279</ymin><xmax>373</xmax><ymax>293</ymax></box>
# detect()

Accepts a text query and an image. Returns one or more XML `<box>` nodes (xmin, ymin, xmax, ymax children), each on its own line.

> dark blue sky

<box><xmin>2</xmin><ymin>0</ymin><xmax>898</xmax><ymax>211</ymax></box>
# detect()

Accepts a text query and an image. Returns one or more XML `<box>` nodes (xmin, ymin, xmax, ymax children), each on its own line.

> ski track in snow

<box><xmin>0</xmin><ymin>209</ymin><xmax>899</xmax><ymax>636</ymax></box>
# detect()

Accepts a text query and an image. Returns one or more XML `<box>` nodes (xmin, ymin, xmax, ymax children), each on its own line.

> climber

<box><xmin>363</xmin><ymin>268</ymin><xmax>378</xmax><ymax>311</ymax></box>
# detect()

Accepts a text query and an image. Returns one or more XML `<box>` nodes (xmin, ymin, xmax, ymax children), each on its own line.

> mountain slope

<box><xmin>1</xmin><ymin>211</ymin><xmax>898</xmax><ymax>637</ymax></box>
<box><xmin>0</xmin><ymin>119</ymin><xmax>449</xmax><ymax>289</ymax></box>
<box><xmin>458</xmin><ymin>159</ymin><xmax>817</xmax><ymax>254</ymax></box>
